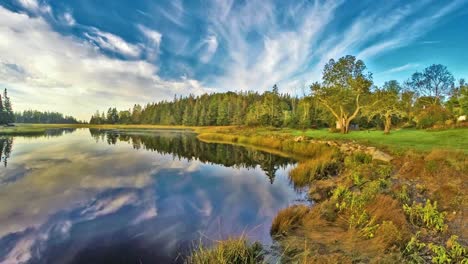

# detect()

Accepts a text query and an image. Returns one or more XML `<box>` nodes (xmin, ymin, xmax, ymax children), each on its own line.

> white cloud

<box><xmin>85</xmin><ymin>28</ymin><xmax>142</xmax><ymax>58</ymax></box>
<box><xmin>17</xmin><ymin>0</ymin><xmax>38</xmax><ymax>11</ymax></box>
<box><xmin>62</xmin><ymin>12</ymin><xmax>75</xmax><ymax>26</ymax></box>
<box><xmin>17</xmin><ymin>0</ymin><xmax>51</xmax><ymax>14</ymax></box>
<box><xmin>200</xmin><ymin>35</ymin><xmax>218</xmax><ymax>63</ymax></box>
<box><xmin>0</xmin><ymin>6</ymin><xmax>210</xmax><ymax>120</ymax></box>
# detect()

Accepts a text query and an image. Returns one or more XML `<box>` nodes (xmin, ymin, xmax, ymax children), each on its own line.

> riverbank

<box><xmin>194</xmin><ymin>127</ymin><xmax>468</xmax><ymax>263</ymax></box>
<box><xmin>1</xmin><ymin>124</ymin><xmax>467</xmax><ymax>262</ymax></box>
<box><xmin>2</xmin><ymin>124</ymin><xmax>466</xmax><ymax>152</ymax></box>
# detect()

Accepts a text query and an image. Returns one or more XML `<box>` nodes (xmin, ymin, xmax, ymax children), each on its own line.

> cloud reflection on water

<box><xmin>0</xmin><ymin>129</ymin><xmax>300</xmax><ymax>264</ymax></box>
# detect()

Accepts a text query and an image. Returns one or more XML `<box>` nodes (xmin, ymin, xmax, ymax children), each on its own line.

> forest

<box><xmin>14</xmin><ymin>110</ymin><xmax>81</xmax><ymax>124</ymax></box>
<box><xmin>0</xmin><ymin>88</ymin><xmax>81</xmax><ymax>125</ymax></box>
<box><xmin>90</xmin><ymin>56</ymin><xmax>468</xmax><ymax>134</ymax></box>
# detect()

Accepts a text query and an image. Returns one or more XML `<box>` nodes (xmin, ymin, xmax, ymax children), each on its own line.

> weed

<box><xmin>403</xmin><ymin>200</ymin><xmax>447</xmax><ymax>232</ymax></box>
<box><xmin>404</xmin><ymin>232</ymin><xmax>427</xmax><ymax>263</ymax></box>
<box><xmin>396</xmin><ymin>184</ymin><xmax>411</xmax><ymax>204</ymax></box>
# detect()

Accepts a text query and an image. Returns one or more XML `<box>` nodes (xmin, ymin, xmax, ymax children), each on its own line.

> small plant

<box><xmin>376</xmin><ymin>164</ymin><xmax>393</xmax><ymax>178</ymax></box>
<box><xmin>350</xmin><ymin>171</ymin><xmax>364</xmax><ymax>186</ymax></box>
<box><xmin>403</xmin><ymin>200</ymin><xmax>447</xmax><ymax>232</ymax></box>
<box><xmin>352</xmin><ymin>152</ymin><xmax>373</xmax><ymax>164</ymax></box>
<box><xmin>396</xmin><ymin>184</ymin><xmax>411</xmax><ymax>204</ymax></box>
<box><xmin>429</xmin><ymin>243</ymin><xmax>451</xmax><ymax>264</ymax></box>
<box><xmin>446</xmin><ymin>235</ymin><xmax>468</xmax><ymax>263</ymax></box>
<box><xmin>404</xmin><ymin>232</ymin><xmax>427</xmax><ymax>263</ymax></box>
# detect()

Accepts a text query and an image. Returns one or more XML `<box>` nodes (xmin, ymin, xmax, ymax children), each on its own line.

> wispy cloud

<box><xmin>420</xmin><ymin>40</ymin><xmax>441</xmax><ymax>45</ymax></box>
<box><xmin>85</xmin><ymin>28</ymin><xmax>142</xmax><ymax>58</ymax></box>
<box><xmin>204</xmin><ymin>0</ymin><xmax>465</xmax><ymax>93</ymax></box>
<box><xmin>138</xmin><ymin>24</ymin><xmax>162</xmax><ymax>60</ymax></box>
<box><xmin>199</xmin><ymin>35</ymin><xmax>218</xmax><ymax>63</ymax></box>
<box><xmin>378</xmin><ymin>63</ymin><xmax>420</xmax><ymax>75</ymax></box>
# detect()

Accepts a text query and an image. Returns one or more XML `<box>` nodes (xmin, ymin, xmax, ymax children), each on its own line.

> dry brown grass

<box><xmin>289</xmin><ymin>159</ymin><xmax>341</xmax><ymax>188</ymax></box>
<box><xmin>270</xmin><ymin>205</ymin><xmax>310</xmax><ymax>237</ymax></box>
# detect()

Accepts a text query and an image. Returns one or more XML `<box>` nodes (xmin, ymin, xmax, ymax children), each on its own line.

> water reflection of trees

<box><xmin>89</xmin><ymin>129</ymin><xmax>295</xmax><ymax>183</ymax></box>
<box><xmin>43</xmin><ymin>128</ymin><xmax>77</xmax><ymax>137</ymax></box>
<box><xmin>0</xmin><ymin>137</ymin><xmax>13</xmax><ymax>167</ymax></box>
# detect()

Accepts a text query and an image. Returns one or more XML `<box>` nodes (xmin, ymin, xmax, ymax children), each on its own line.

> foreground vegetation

<box><xmin>186</xmin><ymin>237</ymin><xmax>263</xmax><ymax>264</ymax></box>
<box><xmin>189</xmin><ymin>127</ymin><xmax>467</xmax><ymax>263</ymax></box>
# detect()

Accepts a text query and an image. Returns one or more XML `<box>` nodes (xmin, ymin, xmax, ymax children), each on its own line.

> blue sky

<box><xmin>0</xmin><ymin>0</ymin><xmax>467</xmax><ymax>119</ymax></box>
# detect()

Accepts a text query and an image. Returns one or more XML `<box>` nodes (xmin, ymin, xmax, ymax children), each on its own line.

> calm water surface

<box><xmin>0</xmin><ymin>129</ymin><xmax>302</xmax><ymax>264</ymax></box>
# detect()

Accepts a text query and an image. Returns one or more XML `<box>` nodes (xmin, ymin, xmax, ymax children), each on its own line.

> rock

<box><xmin>371</xmin><ymin>149</ymin><xmax>393</xmax><ymax>162</ymax></box>
<box><xmin>294</xmin><ymin>136</ymin><xmax>305</xmax><ymax>142</ymax></box>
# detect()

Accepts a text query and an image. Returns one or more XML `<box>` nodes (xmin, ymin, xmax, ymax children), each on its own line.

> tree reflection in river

<box><xmin>89</xmin><ymin>129</ymin><xmax>294</xmax><ymax>183</ymax></box>
<box><xmin>0</xmin><ymin>137</ymin><xmax>13</xmax><ymax>167</ymax></box>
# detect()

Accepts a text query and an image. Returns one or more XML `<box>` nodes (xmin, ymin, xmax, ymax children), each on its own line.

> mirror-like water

<box><xmin>0</xmin><ymin>129</ymin><xmax>302</xmax><ymax>264</ymax></box>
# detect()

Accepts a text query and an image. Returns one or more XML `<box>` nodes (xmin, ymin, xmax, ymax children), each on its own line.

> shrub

<box><xmin>415</xmin><ymin>105</ymin><xmax>451</xmax><ymax>129</ymax></box>
<box><xmin>187</xmin><ymin>237</ymin><xmax>264</xmax><ymax>264</ymax></box>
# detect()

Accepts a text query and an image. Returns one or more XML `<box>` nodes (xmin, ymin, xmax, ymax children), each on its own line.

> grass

<box><xmin>289</xmin><ymin>150</ymin><xmax>341</xmax><ymax>188</ymax></box>
<box><xmin>270</xmin><ymin>205</ymin><xmax>310</xmax><ymax>237</ymax></box>
<box><xmin>289</xmin><ymin>128</ymin><xmax>468</xmax><ymax>153</ymax></box>
<box><xmin>186</xmin><ymin>237</ymin><xmax>264</xmax><ymax>264</ymax></box>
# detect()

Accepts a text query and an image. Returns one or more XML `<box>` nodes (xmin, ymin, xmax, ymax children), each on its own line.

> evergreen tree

<box><xmin>2</xmin><ymin>89</ymin><xmax>14</xmax><ymax>124</ymax></box>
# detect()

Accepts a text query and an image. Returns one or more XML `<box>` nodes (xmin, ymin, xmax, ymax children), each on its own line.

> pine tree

<box><xmin>3</xmin><ymin>89</ymin><xmax>14</xmax><ymax>123</ymax></box>
<box><xmin>0</xmin><ymin>94</ymin><xmax>4</xmax><ymax>124</ymax></box>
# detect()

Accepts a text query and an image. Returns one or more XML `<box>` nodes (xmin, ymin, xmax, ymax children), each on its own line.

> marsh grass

<box><xmin>270</xmin><ymin>205</ymin><xmax>310</xmax><ymax>237</ymax></box>
<box><xmin>289</xmin><ymin>154</ymin><xmax>341</xmax><ymax>188</ymax></box>
<box><xmin>186</xmin><ymin>236</ymin><xmax>264</xmax><ymax>264</ymax></box>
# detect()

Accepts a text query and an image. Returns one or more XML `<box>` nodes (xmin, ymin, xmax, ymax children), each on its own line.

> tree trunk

<box><xmin>344</xmin><ymin>119</ymin><xmax>351</xmax><ymax>134</ymax></box>
<box><xmin>384</xmin><ymin>115</ymin><xmax>392</xmax><ymax>134</ymax></box>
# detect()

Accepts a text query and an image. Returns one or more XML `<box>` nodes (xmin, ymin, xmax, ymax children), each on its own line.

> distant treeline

<box><xmin>90</xmin><ymin>55</ymin><xmax>468</xmax><ymax>133</ymax></box>
<box><xmin>90</xmin><ymin>89</ymin><xmax>321</xmax><ymax>128</ymax></box>
<box><xmin>15</xmin><ymin>110</ymin><xmax>81</xmax><ymax>124</ymax></box>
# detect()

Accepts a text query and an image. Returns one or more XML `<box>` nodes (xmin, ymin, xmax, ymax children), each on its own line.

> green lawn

<box><xmin>287</xmin><ymin>128</ymin><xmax>467</xmax><ymax>152</ymax></box>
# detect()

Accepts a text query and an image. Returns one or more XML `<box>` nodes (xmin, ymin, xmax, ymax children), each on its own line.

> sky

<box><xmin>0</xmin><ymin>0</ymin><xmax>467</xmax><ymax>120</ymax></box>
